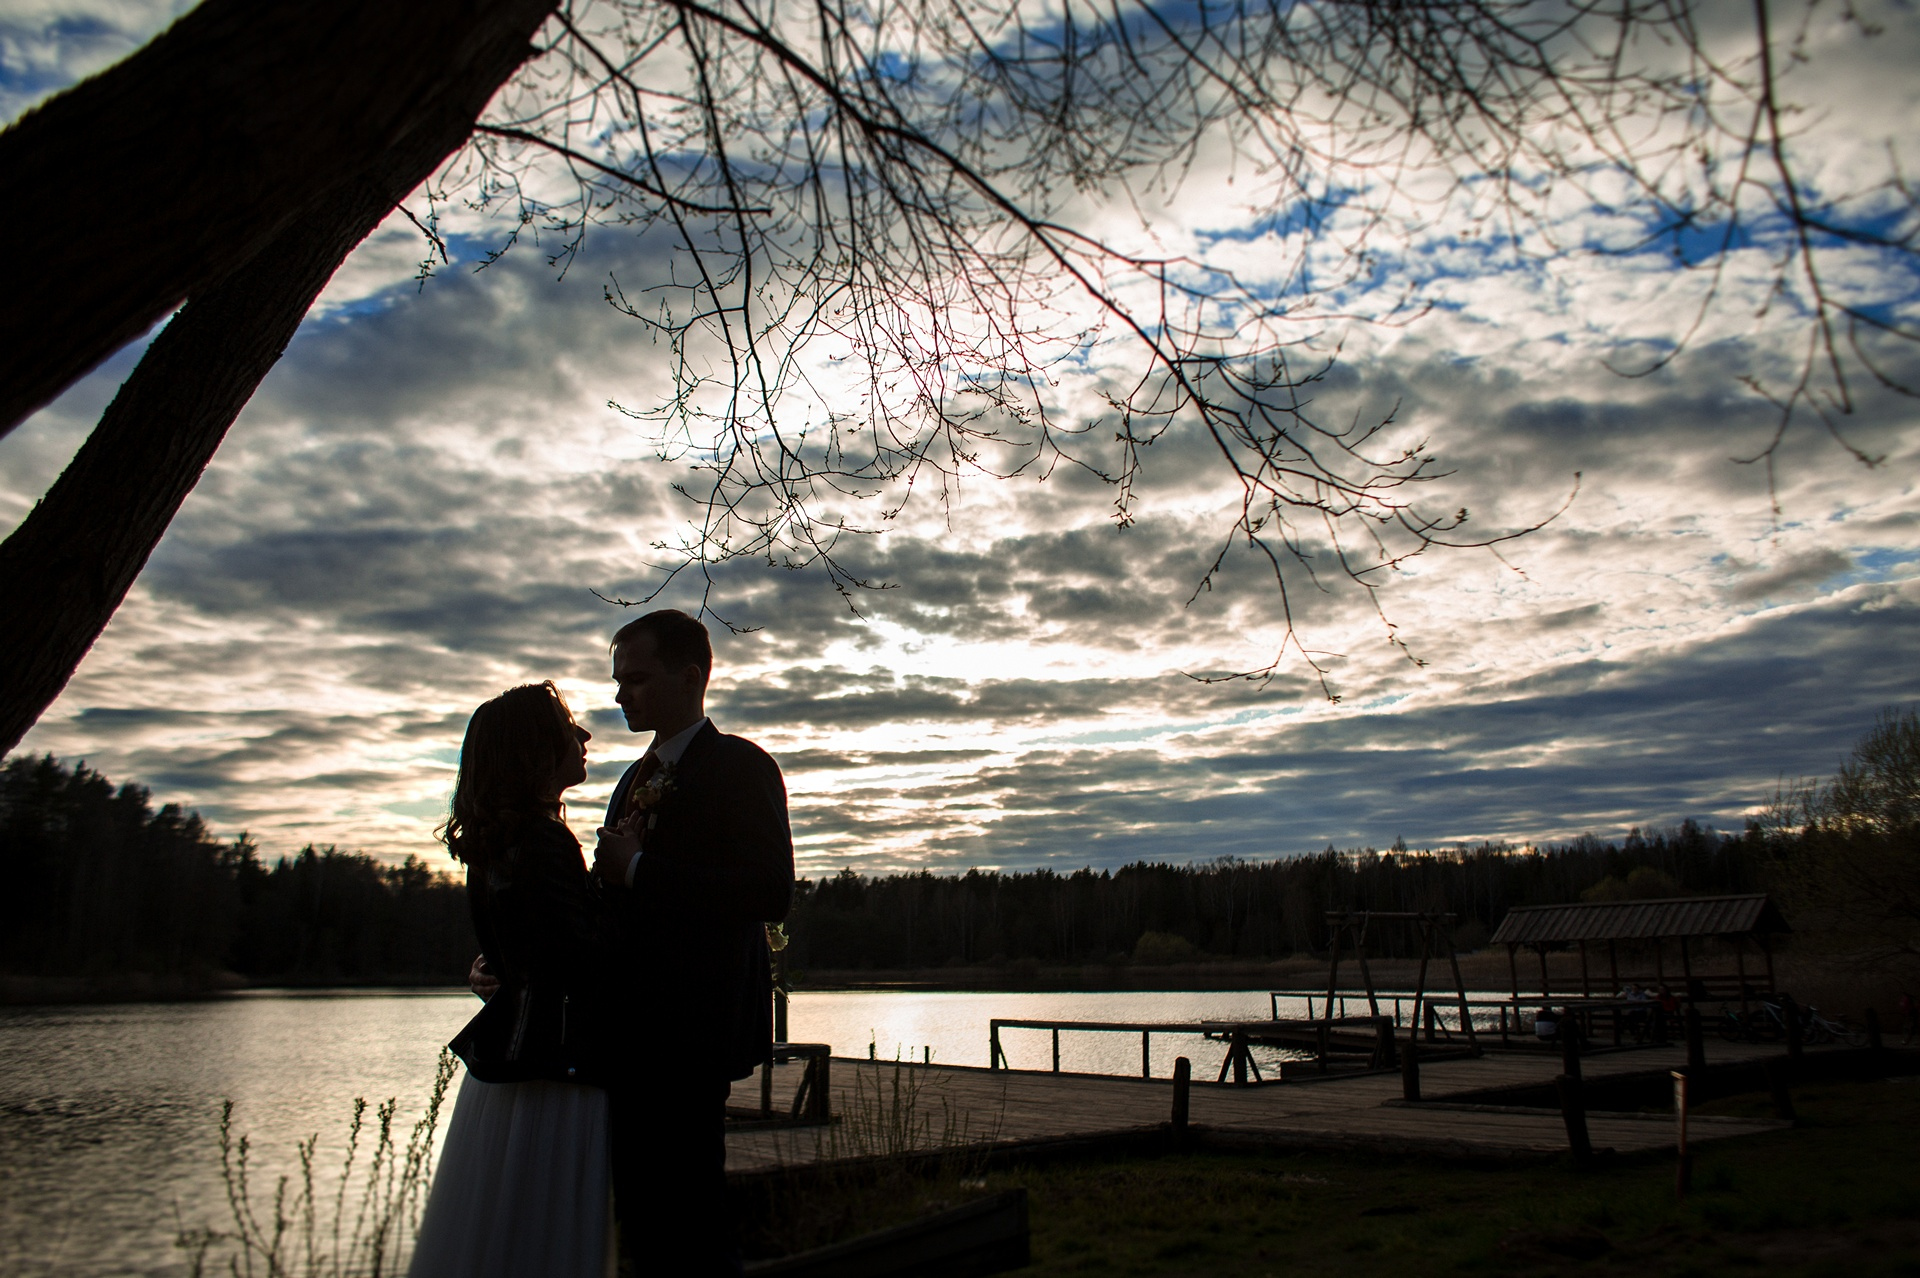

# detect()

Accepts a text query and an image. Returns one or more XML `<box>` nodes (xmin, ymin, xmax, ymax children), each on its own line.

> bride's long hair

<box><xmin>441</xmin><ymin>681</ymin><xmax>579</xmax><ymax>865</ymax></box>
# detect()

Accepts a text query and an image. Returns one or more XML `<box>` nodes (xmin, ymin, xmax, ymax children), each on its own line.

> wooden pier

<box><xmin>724</xmin><ymin>1035</ymin><xmax>1807</xmax><ymax>1173</ymax></box>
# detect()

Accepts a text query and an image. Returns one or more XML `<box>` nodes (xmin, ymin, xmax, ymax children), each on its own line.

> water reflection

<box><xmin>0</xmin><ymin>993</ymin><xmax>471</xmax><ymax>1278</ymax></box>
<box><xmin>1</xmin><ymin>987</ymin><xmax>1298</xmax><ymax>1275</ymax></box>
<box><xmin>787</xmin><ymin>989</ymin><xmax>1298</xmax><ymax>1077</ymax></box>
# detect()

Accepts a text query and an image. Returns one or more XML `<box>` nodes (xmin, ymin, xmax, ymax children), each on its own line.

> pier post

<box><xmin>1561</xmin><ymin>1016</ymin><xmax>1582</xmax><ymax>1081</ymax></box>
<box><xmin>1172</xmin><ymin>1056</ymin><xmax>1191</xmax><ymax>1142</ymax></box>
<box><xmin>1764</xmin><ymin>1057</ymin><xmax>1797</xmax><ymax>1123</ymax></box>
<box><xmin>1672</xmin><ymin>1069</ymin><xmax>1692</xmax><ymax>1200</ymax></box>
<box><xmin>1052</xmin><ymin>1028</ymin><xmax>1060</xmax><ymax>1074</ymax></box>
<box><xmin>989</xmin><ymin>1023</ymin><xmax>1000</xmax><ymax>1071</ymax></box>
<box><xmin>1401</xmin><ymin>1036</ymin><xmax>1421</xmax><ymax>1102</ymax></box>
<box><xmin>1373</xmin><ymin>1016</ymin><xmax>1398</xmax><ymax>1070</ymax></box>
<box><xmin>1141</xmin><ymin>1031</ymin><xmax>1151</xmax><ymax>1079</ymax></box>
<box><xmin>1555</xmin><ymin>1074</ymin><xmax>1593</xmax><ymax>1164</ymax></box>
<box><xmin>1685</xmin><ymin>1004</ymin><xmax>1705</xmax><ymax>1069</ymax></box>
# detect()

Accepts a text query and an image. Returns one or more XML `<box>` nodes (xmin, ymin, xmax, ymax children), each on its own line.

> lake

<box><xmin>0</xmin><ymin>987</ymin><xmax>1310</xmax><ymax>1276</ymax></box>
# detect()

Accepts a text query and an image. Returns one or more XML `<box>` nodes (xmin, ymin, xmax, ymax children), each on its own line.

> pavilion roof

<box><xmin>1488</xmin><ymin>893</ymin><xmax>1790</xmax><ymax>946</ymax></box>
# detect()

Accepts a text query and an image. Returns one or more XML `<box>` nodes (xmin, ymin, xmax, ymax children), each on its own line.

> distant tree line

<box><xmin>783</xmin><ymin>708</ymin><xmax>1919</xmax><ymax>974</ymax></box>
<box><xmin>7</xmin><ymin>706</ymin><xmax>1913</xmax><ymax>990</ymax></box>
<box><xmin>0</xmin><ymin>754</ymin><xmax>472</xmax><ymax>988</ymax></box>
<box><xmin>782</xmin><ymin>825</ymin><xmax>1764</xmax><ymax>971</ymax></box>
<box><xmin>1759</xmin><ymin>707</ymin><xmax>1920</xmax><ymax>969</ymax></box>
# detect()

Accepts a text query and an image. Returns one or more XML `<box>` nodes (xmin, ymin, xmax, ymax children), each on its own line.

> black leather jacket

<box><xmin>449</xmin><ymin>814</ymin><xmax>610</xmax><ymax>1085</ymax></box>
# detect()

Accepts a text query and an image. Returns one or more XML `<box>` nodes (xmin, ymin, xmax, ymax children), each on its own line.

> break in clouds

<box><xmin>4</xmin><ymin>2</ymin><xmax>1919</xmax><ymax>874</ymax></box>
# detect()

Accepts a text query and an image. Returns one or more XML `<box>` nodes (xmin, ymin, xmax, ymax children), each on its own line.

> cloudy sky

<box><xmin>5</xmin><ymin>0</ymin><xmax>1918</xmax><ymax>878</ymax></box>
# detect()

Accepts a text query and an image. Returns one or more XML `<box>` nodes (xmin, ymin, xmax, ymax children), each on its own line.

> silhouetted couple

<box><xmin>408</xmin><ymin>609</ymin><xmax>794</xmax><ymax>1277</ymax></box>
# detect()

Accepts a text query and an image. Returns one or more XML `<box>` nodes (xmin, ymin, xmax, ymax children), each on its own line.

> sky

<box><xmin>4</xmin><ymin>0</ymin><xmax>1919</xmax><ymax>878</ymax></box>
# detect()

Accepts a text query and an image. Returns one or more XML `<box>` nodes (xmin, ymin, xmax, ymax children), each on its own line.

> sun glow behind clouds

<box><xmin>4</xmin><ymin>1</ymin><xmax>1920</xmax><ymax>870</ymax></box>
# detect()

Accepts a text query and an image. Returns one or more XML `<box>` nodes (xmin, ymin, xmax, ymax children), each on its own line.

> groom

<box><xmin>593</xmin><ymin>609</ymin><xmax>794</xmax><ymax>1273</ymax></box>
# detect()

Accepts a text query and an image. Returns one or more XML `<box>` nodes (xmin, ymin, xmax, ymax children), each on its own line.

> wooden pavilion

<box><xmin>1488</xmin><ymin>893</ymin><xmax>1791</xmax><ymax>1011</ymax></box>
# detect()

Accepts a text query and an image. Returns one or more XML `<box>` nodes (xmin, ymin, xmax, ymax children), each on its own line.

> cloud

<box><xmin>0</xmin><ymin>1</ymin><xmax>190</xmax><ymax>123</ymax></box>
<box><xmin>1722</xmin><ymin>550</ymin><xmax>1853</xmax><ymax>603</ymax></box>
<box><xmin>4</xmin><ymin>1</ymin><xmax>1919</xmax><ymax>875</ymax></box>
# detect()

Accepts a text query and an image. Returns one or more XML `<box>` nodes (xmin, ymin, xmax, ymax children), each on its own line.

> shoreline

<box><xmin>0</xmin><ymin>973</ymin><xmax>469</xmax><ymax>1007</ymax></box>
<box><xmin>790</xmin><ymin>951</ymin><xmax>1549</xmax><ymax>993</ymax></box>
<box><xmin>0</xmin><ymin>957</ymin><xmax>1431</xmax><ymax>1006</ymax></box>
<box><xmin>4</xmin><ymin>949</ymin><xmax>1887</xmax><ymax>1007</ymax></box>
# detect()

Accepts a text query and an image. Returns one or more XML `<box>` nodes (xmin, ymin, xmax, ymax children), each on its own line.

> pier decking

<box><xmin>724</xmin><ymin>1037</ymin><xmax>1799</xmax><ymax>1173</ymax></box>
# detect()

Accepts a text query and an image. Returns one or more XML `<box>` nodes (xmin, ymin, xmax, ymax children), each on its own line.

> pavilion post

<box><xmin>1324</xmin><ymin>915</ymin><xmax>1344</xmax><ymax>1022</ymax></box>
<box><xmin>1507</xmin><ymin>944</ymin><xmax>1521</xmax><ymax>999</ymax></box>
<box><xmin>1537</xmin><ymin>944</ymin><xmax>1553</xmax><ymax>998</ymax></box>
<box><xmin>1444</xmin><ymin>918</ymin><xmax>1479</xmax><ymax>1049</ymax></box>
<box><xmin>1355</xmin><ymin>915</ymin><xmax>1381</xmax><ymax>1018</ymax></box>
<box><xmin>1679</xmin><ymin>936</ymin><xmax>1693</xmax><ymax>997</ymax></box>
<box><xmin>1579</xmin><ymin>940</ymin><xmax>1592</xmax><ymax>996</ymax></box>
<box><xmin>1411</xmin><ymin>922</ymin><xmax>1434</xmax><ymax>1045</ymax></box>
<box><xmin>1608</xmin><ymin>940</ymin><xmax>1620</xmax><ymax>991</ymax></box>
<box><xmin>1761</xmin><ymin>936</ymin><xmax>1776</xmax><ymax>994</ymax></box>
<box><xmin>1735</xmin><ymin>939</ymin><xmax>1751</xmax><ymax>1016</ymax></box>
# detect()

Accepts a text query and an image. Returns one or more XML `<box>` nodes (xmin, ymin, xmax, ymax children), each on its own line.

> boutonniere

<box><xmin>630</xmin><ymin>761</ymin><xmax>678</xmax><ymax>829</ymax></box>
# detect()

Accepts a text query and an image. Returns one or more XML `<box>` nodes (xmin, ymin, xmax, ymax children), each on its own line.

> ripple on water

<box><xmin>2</xmin><ymin>986</ymin><xmax>1300</xmax><ymax>1275</ymax></box>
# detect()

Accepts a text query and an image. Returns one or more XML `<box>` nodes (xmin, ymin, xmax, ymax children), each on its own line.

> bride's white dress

<box><xmin>408</xmin><ymin>1071</ymin><xmax>613</xmax><ymax>1278</ymax></box>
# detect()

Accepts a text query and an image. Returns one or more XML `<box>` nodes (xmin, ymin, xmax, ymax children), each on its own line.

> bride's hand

<box><xmin>592</xmin><ymin>819</ymin><xmax>642</xmax><ymax>883</ymax></box>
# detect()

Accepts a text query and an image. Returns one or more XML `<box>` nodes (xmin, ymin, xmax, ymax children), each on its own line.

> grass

<box><xmin>176</xmin><ymin>1050</ymin><xmax>455</xmax><ymax>1278</ymax></box>
<box><xmin>741</xmin><ymin>1050</ymin><xmax>1003</xmax><ymax>1259</ymax></box>
<box><xmin>972</xmin><ymin>1076</ymin><xmax>1920</xmax><ymax>1276</ymax></box>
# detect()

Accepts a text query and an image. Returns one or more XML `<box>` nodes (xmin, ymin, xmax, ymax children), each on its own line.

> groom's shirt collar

<box><xmin>649</xmin><ymin>716</ymin><xmax>709</xmax><ymax>768</ymax></box>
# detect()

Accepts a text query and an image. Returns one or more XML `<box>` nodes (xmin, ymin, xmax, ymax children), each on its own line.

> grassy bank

<box><xmin>976</xmin><ymin>1076</ymin><xmax>1920</xmax><ymax>1275</ymax></box>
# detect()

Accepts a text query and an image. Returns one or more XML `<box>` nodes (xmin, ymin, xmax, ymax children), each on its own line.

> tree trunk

<box><xmin>0</xmin><ymin>9</ymin><xmax>544</xmax><ymax>757</ymax></box>
<box><xmin>0</xmin><ymin>0</ymin><xmax>557</xmax><ymax>438</ymax></box>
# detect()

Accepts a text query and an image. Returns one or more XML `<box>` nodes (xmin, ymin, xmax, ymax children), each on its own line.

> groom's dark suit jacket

<box><xmin>605</xmin><ymin>721</ymin><xmax>793</xmax><ymax>1082</ymax></box>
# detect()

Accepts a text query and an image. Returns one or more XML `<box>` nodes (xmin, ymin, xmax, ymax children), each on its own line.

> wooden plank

<box><xmin>724</xmin><ymin>1037</ymin><xmax>1809</xmax><ymax>1171</ymax></box>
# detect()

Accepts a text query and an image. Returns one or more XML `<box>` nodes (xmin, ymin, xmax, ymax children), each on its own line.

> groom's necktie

<box><xmin>621</xmin><ymin>752</ymin><xmax>662</xmax><ymax>825</ymax></box>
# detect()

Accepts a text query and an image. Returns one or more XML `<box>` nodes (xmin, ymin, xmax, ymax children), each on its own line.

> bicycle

<box><xmin>1803</xmin><ymin>1006</ymin><xmax>1868</xmax><ymax>1047</ymax></box>
<box><xmin>1716</xmin><ymin>1003</ymin><xmax>1783</xmax><ymax>1043</ymax></box>
<box><xmin>1718</xmin><ymin>998</ymin><xmax>1867</xmax><ymax>1047</ymax></box>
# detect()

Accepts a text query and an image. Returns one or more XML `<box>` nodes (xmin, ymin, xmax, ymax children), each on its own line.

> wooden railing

<box><xmin>1266</xmin><ymin>989</ymin><xmax>1696</xmax><ymax>1048</ymax></box>
<box><xmin>987</xmin><ymin>1016</ymin><xmax>1403</xmax><ymax>1084</ymax></box>
<box><xmin>729</xmin><ymin>1042</ymin><xmax>832</xmax><ymax>1128</ymax></box>
<box><xmin>988</xmin><ymin>1018</ymin><xmax>1203</xmax><ymax>1078</ymax></box>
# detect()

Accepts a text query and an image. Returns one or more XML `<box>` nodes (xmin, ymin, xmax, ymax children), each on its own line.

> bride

<box><xmin>410</xmin><ymin>682</ymin><xmax>613</xmax><ymax>1278</ymax></box>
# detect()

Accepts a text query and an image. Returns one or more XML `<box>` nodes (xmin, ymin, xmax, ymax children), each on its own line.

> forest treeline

<box><xmin>0</xmin><ymin>751</ymin><xmax>1764</xmax><ymax>992</ymax></box>
<box><xmin>781</xmin><ymin>828</ymin><xmax>1759</xmax><ymax>971</ymax></box>
<box><xmin>0</xmin><ymin>754</ymin><xmax>471</xmax><ymax>988</ymax></box>
<box><xmin>5</xmin><ymin>709</ymin><xmax>1913</xmax><ymax>992</ymax></box>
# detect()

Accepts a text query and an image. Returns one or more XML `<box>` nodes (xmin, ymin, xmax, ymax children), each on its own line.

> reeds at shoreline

<box><xmin>177</xmin><ymin>1050</ymin><xmax>456</xmax><ymax>1278</ymax></box>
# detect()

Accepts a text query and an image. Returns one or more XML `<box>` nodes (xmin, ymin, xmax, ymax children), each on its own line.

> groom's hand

<box><xmin>467</xmin><ymin>954</ymin><xmax>499</xmax><ymax>1002</ymax></box>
